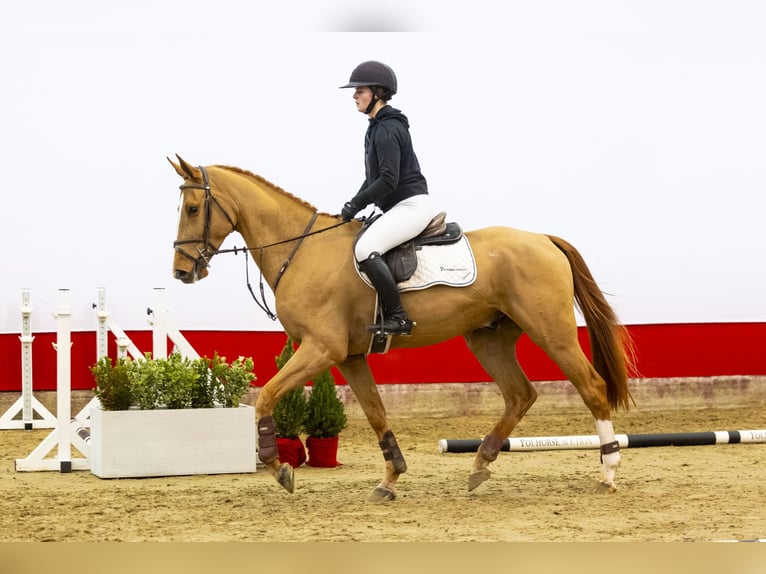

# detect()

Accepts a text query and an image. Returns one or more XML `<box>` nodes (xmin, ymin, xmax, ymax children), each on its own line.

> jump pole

<box><xmin>438</xmin><ymin>430</ymin><xmax>766</xmax><ymax>453</ymax></box>
<box><xmin>15</xmin><ymin>289</ymin><xmax>90</xmax><ymax>472</ymax></box>
<box><xmin>0</xmin><ymin>289</ymin><xmax>57</xmax><ymax>430</ymax></box>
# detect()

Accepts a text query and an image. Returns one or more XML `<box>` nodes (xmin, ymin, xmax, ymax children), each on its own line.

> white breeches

<box><xmin>354</xmin><ymin>194</ymin><xmax>435</xmax><ymax>261</ymax></box>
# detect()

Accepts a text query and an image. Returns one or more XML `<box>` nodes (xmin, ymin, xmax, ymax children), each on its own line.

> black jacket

<box><xmin>349</xmin><ymin>105</ymin><xmax>428</xmax><ymax>213</ymax></box>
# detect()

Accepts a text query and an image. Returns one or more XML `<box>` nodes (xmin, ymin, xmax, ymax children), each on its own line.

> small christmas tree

<box><xmin>272</xmin><ymin>336</ymin><xmax>307</xmax><ymax>439</ymax></box>
<box><xmin>304</xmin><ymin>368</ymin><xmax>347</xmax><ymax>438</ymax></box>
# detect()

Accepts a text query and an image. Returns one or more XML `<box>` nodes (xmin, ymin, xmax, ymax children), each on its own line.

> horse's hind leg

<box><xmin>527</xmin><ymin>329</ymin><xmax>621</xmax><ymax>492</ymax></box>
<box><xmin>336</xmin><ymin>354</ymin><xmax>406</xmax><ymax>503</ymax></box>
<box><xmin>545</xmin><ymin>346</ymin><xmax>621</xmax><ymax>493</ymax></box>
<box><xmin>463</xmin><ymin>320</ymin><xmax>537</xmax><ymax>491</ymax></box>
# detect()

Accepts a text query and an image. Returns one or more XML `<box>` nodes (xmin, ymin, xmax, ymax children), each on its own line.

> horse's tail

<box><xmin>546</xmin><ymin>235</ymin><xmax>635</xmax><ymax>411</ymax></box>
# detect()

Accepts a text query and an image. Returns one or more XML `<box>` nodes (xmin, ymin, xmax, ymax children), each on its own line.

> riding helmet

<box><xmin>339</xmin><ymin>61</ymin><xmax>397</xmax><ymax>94</ymax></box>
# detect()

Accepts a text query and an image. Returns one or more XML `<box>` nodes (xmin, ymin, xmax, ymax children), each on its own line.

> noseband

<box><xmin>173</xmin><ymin>166</ymin><xmax>236</xmax><ymax>274</ymax></box>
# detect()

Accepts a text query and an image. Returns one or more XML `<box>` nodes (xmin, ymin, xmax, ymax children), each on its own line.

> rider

<box><xmin>339</xmin><ymin>60</ymin><xmax>434</xmax><ymax>336</ymax></box>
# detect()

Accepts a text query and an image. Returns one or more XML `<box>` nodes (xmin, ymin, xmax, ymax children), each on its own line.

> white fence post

<box><xmin>15</xmin><ymin>289</ymin><xmax>89</xmax><ymax>472</ymax></box>
<box><xmin>95</xmin><ymin>287</ymin><xmax>108</xmax><ymax>360</ymax></box>
<box><xmin>0</xmin><ymin>289</ymin><xmax>56</xmax><ymax>430</ymax></box>
<box><xmin>150</xmin><ymin>288</ymin><xmax>169</xmax><ymax>359</ymax></box>
<box><xmin>55</xmin><ymin>289</ymin><xmax>73</xmax><ymax>472</ymax></box>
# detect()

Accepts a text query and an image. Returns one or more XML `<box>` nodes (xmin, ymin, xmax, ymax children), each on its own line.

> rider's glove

<box><xmin>341</xmin><ymin>201</ymin><xmax>359</xmax><ymax>222</ymax></box>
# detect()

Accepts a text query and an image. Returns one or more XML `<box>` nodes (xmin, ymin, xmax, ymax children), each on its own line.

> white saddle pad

<box><xmin>358</xmin><ymin>235</ymin><xmax>477</xmax><ymax>292</ymax></box>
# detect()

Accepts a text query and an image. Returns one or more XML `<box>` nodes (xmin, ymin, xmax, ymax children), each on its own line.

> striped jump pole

<box><xmin>438</xmin><ymin>430</ymin><xmax>766</xmax><ymax>453</ymax></box>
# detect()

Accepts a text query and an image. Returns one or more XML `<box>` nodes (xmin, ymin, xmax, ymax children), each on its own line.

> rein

<box><xmin>215</xmin><ymin>215</ymin><xmax>347</xmax><ymax>256</ymax></box>
<box><xmin>174</xmin><ymin>165</ymin><xmax>351</xmax><ymax>320</ymax></box>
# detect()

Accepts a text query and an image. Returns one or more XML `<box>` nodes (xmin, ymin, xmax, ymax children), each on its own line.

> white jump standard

<box><xmin>0</xmin><ymin>289</ymin><xmax>57</xmax><ymax>430</ymax></box>
<box><xmin>14</xmin><ymin>290</ymin><xmax>90</xmax><ymax>472</ymax></box>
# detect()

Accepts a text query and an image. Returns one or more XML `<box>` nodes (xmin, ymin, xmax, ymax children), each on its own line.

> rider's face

<box><xmin>353</xmin><ymin>86</ymin><xmax>373</xmax><ymax>114</ymax></box>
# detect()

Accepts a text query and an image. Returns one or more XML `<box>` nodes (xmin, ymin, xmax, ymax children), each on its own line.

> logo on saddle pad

<box><xmin>356</xmin><ymin>220</ymin><xmax>477</xmax><ymax>292</ymax></box>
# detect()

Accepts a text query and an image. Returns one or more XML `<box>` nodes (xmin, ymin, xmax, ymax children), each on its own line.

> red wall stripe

<box><xmin>0</xmin><ymin>323</ymin><xmax>764</xmax><ymax>392</ymax></box>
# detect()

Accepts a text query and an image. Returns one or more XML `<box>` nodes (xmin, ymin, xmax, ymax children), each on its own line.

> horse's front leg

<box><xmin>336</xmin><ymin>354</ymin><xmax>406</xmax><ymax>503</ymax></box>
<box><xmin>255</xmin><ymin>342</ymin><xmax>333</xmax><ymax>493</ymax></box>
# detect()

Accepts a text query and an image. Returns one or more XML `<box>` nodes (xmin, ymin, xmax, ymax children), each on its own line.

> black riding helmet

<box><xmin>340</xmin><ymin>60</ymin><xmax>397</xmax><ymax>114</ymax></box>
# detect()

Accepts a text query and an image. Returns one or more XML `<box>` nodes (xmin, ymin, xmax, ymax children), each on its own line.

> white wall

<box><xmin>3</xmin><ymin>1</ymin><xmax>765</xmax><ymax>333</ymax></box>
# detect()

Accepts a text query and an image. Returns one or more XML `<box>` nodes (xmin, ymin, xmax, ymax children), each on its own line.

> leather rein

<box><xmin>173</xmin><ymin>165</ymin><xmax>348</xmax><ymax>320</ymax></box>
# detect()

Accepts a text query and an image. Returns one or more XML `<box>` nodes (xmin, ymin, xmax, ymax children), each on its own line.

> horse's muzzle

<box><xmin>173</xmin><ymin>266</ymin><xmax>208</xmax><ymax>283</ymax></box>
<box><xmin>173</xmin><ymin>268</ymin><xmax>196</xmax><ymax>284</ymax></box>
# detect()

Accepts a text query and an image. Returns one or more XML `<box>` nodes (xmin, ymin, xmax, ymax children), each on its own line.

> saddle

<box><xmin>382</xmin><ymin>212</ymin><xmax>463</xmax><ymax>282</ymax></box>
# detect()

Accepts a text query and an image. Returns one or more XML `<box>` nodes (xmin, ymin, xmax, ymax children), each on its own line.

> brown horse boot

<box><xmin>257</xmin><ymin>415</ymin><xmax>278</xmax><ymax>463</ymax></box>
<box><xmin>379</xmin><ymin>430</ymin><xmax>408</xmax><ymax>474</ymax></box>
<box><xmin>358</xmin><ymin>253</ymin><xmax>414</xmax><ymax>336</ymax></box>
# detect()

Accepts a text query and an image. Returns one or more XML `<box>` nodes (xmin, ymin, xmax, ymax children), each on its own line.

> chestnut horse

<box><xmin>169</xmin><ymin>155</ymin><xmax>634</xmax><ymax>501</ymax></box>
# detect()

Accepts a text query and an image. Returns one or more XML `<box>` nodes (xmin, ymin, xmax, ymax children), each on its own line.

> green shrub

<box><xmin>211</xmin><ymin>353</ymin><xmax>255</xmax><ymax>408</ymax></box>
<box><xmin>190</xmin><ymin>354</ymin><xmax>217</xmax><ymax>409</ymax></box>
<box><xmin>91</xmin><ymin>356</ymin><xmax>136</xmax><ymax>411</ymax></box>
<box><xmin>304</xmin><ymin>368</ymin><xmax>347</xmax><ymax>438</ymax></box>
<box><xmin>129</xmin><ymin>354</ymin><xmax>157</xmax><ymax>409</ymax></box>
<box><xmin>271</xmin><ymin>336</ymin><xmax>307</xmax><ymax>439</ymax></box>
<box><xmin>156</xmin><ymin>352</ymin><xmax>200</xmax><ymax>409</ymax></box>
<box><xmin>90</xmin><ymin>351</ymin><xmax>255</xmax><ymax>410</ymax></box>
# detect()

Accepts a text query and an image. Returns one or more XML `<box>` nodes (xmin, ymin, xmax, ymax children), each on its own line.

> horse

<box><xmin>169</xmin><ymin>154</ymin><xmax>634</xmax><ymax>502</ymax></box>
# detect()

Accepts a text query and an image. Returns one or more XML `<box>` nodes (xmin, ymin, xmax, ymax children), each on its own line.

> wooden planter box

<box><xmin>89</xmin><ymin>404</ymin><xmax>256</xmax><ymax>478</ymax></box>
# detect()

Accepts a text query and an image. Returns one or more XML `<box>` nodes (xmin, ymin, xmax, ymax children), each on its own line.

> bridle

<box><xmin>173</xmin><ymin>165</ymin><xmax>351</xmax><ymax>320</ymax></box>
<box><xmin>173</xmin><ymin>165</ymin><xmax>236</xmax><ymax>273</ymax></box>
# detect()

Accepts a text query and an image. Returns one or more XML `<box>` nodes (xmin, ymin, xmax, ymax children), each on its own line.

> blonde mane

<box><xmin>213</xmin><ymin>164</ymin><xmax>333</xmax><ymax>217</ymax></box>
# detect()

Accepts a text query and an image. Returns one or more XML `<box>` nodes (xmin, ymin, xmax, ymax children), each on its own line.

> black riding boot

<box><xmin>358</xmin><ymin>252</ymin><xmax>414</xmax><ymax>336</ymax></box>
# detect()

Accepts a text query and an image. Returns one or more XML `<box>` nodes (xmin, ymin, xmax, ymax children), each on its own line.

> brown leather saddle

<box><xmin>360</xmin><ymin>212</ymin><xmax>463</xmax><ymax>282</ymax></box>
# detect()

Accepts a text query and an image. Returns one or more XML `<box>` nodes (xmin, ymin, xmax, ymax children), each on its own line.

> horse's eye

<box><xmin>188</xmin><ymin>205</ymin><xmax>200</xmax><ymax>216</ymax></box>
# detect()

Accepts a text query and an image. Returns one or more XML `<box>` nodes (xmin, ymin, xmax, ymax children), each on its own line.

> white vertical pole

<box><xmin>95</xmin><ymin>287</ymin><xmax>108</xmax><ymax>359</ymax></box>
<box><xmin>55</xmin><ymin>289</ymin><xmax>73</xmax><ymax>472</ymax></box>
<box><xmin>20</xmin><ymin>289</ymin><xmax>34</xmax><ymax>430</ymax></box>
<box><xmin>149</xmin><ymin>287</ymin><xmax>199</xmax><ymax>359</ymax></box>
<box><xmin>151</xmin><ymin>287</ymin><xmax>168</xmax><ymax>359</ymax></box>
<box><xmin>116</xmin><ymin>337</ymin><xmax>130</xmax><ymax>358</ymax></box>
<box><xmin>2</xmin><ymin>289</ymin><xmax>56</xmax><ymax>430</ymax></box>
<box><xmin>76</xmin><ymin>287</ymin><xmax>138</xmax><ymax>423</ymax></box>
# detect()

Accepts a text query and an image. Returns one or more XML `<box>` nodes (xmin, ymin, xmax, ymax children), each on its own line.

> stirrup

<box><xmin>367</xmin><ymin>317</ymin><xmax>415</xmax><ymax>337</ymax></box>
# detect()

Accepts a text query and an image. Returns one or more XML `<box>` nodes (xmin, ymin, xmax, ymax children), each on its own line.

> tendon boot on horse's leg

<box><xmin>257</xmin><ymin>415</ymin><xmax>295</xmax><ymax>493</ymax></box>
<box><xmin>469</xmin><ymin>434</ymin><xmax>504</xmax><ymax>491</ymax></box>
<box><xmin>358</xmin><ymin>253</ymin><xmax>414</xmax><ymax>336</ymax></box>
<box><xmin>595</xmin><ymin>419</ymin><xmax>620</xmax><ymax>493</ymax></box>
<box><xmin>370</xmin><ymin>430</ymin><xmax>408</xmax><ymax>503</ymax></box>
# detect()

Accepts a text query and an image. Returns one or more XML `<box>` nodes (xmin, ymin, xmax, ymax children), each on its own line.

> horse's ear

<box><xmin>167</xmin><ymin>154</ymin><xmax>200</xmax><ymax>180</ymax></box>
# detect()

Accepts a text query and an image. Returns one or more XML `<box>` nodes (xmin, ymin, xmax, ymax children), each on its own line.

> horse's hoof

<box><xmin>594</xmin><ymin>480</ymin><xmax>617</xmax><ymax>494</ymax></box>
<box><xmin>277</xmin><ymin>463</ymin><xmax>295</xmax><ymax>493</ymax></box>
<box><xmin>468</xmin><ymin>469</ymin><xmax>491</xmax><ymax>492</ymax></box>
<box><xmin>368</xmin><ymin>485</ymin><xmax>397</xmax><ymax>503</ymax></box>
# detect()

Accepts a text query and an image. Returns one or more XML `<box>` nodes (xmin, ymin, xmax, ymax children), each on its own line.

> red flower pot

<box><xmin>276</xmin><ymin>437</ymin><xmax>306</xmax><ymax>468</ymax></box>
<box><xmin>306</xmin><ymin>435</ymin><xmax>340</xmax><ymax>468</ymax></box>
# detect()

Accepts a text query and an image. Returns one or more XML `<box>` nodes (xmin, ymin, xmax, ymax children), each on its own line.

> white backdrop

<box><xmin>3</xmin><ymin>1</ymin><xmax>765</xmax><ymax>334</ymax></box>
